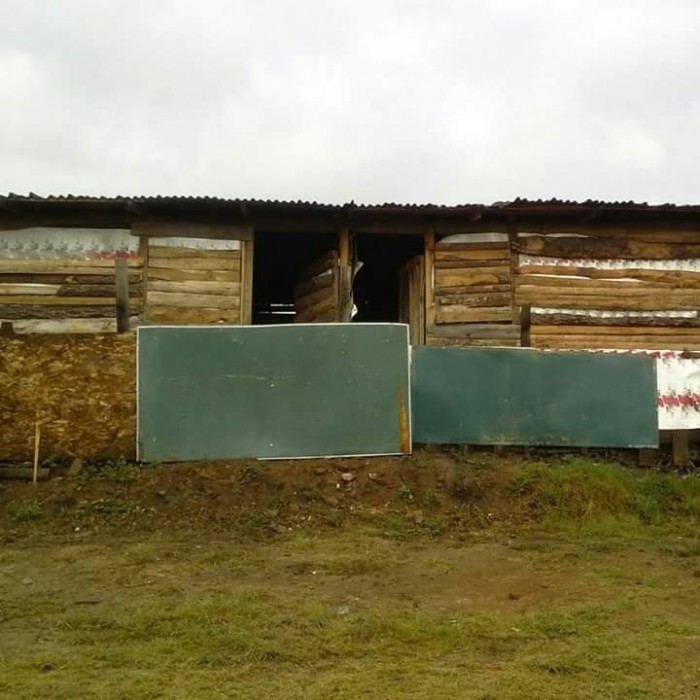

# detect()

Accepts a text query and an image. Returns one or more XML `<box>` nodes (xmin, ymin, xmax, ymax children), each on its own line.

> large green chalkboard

<box><xmin>138</xmin><ymin>324</ymin><xmax>410</xmax><ymax>461</ymax></box>
<box><xmin>412</xmin><ymin>347</ymin><xmax>658</xmax><ymax>448</ymax></box>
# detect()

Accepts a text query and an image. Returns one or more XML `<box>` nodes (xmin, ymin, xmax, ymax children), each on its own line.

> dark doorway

<box><xmin>352</xmin><ymin>234</ymin><xmax>424</xmax><ymax>322</ymax></box>
<box><xmin>252</xmin><ymin>231</ymin><xmax>336</xmax><ymax>324</ymax></box>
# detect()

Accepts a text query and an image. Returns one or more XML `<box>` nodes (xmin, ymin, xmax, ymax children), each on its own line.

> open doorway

<box><xmin>352</xmin><ymin>234</ymin><xmax>424</xmax><ymax>322</ymax></box>
<box><xmin>252</xmin><ymin>231</ymin><xmax>337</xmax><ymax>324</ymax></box>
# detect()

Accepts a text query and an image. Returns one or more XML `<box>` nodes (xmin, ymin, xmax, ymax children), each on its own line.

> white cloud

<box><xmin>1</xmin><ymin>0</ymin><xmax>699</xmax><ymax>203</ymax></box>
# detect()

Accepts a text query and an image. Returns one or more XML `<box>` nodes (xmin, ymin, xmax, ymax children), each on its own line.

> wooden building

<box><xmin>3</xmin><ymin>194</ymin><xmax>700</xmax><ymax>461</ymax></box>
<box><xmin>1</xmin><ymin>194</ymin><xmax>700</xmax><ymax>351</ymax></box>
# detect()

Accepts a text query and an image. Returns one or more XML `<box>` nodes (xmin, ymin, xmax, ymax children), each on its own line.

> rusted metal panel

<box><xmin>411</xmin><ymin>347</ymin><xmax>658</xmax><ymax>448</ymax></box>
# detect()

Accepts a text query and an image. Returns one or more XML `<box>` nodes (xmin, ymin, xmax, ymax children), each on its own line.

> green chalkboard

<box><xmin>138</xmin><ymin>324</ymin><xmax>410</xmax><ymax>461</ymax></box>
<box><xmin>411</xmin><ymin>347</ymin><xmax>658</xmax><ymax>448</ymax></box>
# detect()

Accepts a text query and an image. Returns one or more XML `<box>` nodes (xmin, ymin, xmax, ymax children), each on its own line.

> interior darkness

<box><xmin>252</xmin><ymin>231</ymin><xmax>424</xmax><ymax>324</ymax></box>
<box><xmin>252</xmin><ymin>231</ymin><xmax>336</xmax><ymax>324</ymax></box>
<box><xmin>352</xmin><ymin>234</ymin><xmax>424</xmax><ymax>322</ymax></box>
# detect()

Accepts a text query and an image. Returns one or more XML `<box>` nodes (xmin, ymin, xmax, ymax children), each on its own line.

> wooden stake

<box><xmin>32</xmin><ymin>421</ymin><xmax>41</xmax><ymax>485</ymax></box>
<box><xmin>672</xmin><ymin>430</ymin><xmax>691</xmax><ymax>467</ymax></box>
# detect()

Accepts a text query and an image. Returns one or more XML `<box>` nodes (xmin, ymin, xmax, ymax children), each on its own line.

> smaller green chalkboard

<box><xmin>411</xmin><ymin>347</ymin><xmax>658</xmax><ymax>448</ymax></box>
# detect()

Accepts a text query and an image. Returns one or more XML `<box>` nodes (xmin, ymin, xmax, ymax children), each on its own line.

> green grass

<box><xmin>12</xmin><ymin>500</ymin><xmax>42</xmax><ymax>523</ymax></box>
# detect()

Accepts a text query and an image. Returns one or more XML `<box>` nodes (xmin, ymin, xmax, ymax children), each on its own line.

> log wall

<box><xmin>514</xmin><ymin>230</ymin><xmax>700</xmax><ymax>350</ymax></box>
<box><xmin>428</xmin><ymin>235</ymin><xmax>520</xmax><ymax>347</ymax></box>
<box><xmin>145</xmin><ymin>239</ymin><xmax>244</xmax><ymax>324</ymax></box>
<box><xmin>0</xmin><ymin>227</ymin><xmax>142</xmax><ymax>334</ymax></box>
<box><xmin>0</xmin><ymin>334</ymin><xmax>135</xmax><ymax>460</ymax></box>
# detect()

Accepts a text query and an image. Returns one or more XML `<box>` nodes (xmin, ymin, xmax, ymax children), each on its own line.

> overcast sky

<box><xmin>1</xmin><ymin>0</ymin><xmax>699</xmax><ymax>205</ymax></box>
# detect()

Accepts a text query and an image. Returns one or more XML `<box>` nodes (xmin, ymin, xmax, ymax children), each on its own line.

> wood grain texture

<box><xmin>146</xmin><ymin>291</ymin><xmax>241</xmax><ymax>309</ymax></box>
<box><xmin>435</xmin><ymin>306</ymin><xmax>513</xmax><ymax>324</ymax></box>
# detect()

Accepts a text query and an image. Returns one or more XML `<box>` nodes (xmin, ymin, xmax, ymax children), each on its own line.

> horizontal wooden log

<box><xmin>516</xmin><ymin>291</ymin><xmax>700</xmax><ymax>310</ymax></box>
<box><xmin>0</xmin><ymin>273</ymin><xmax>134</xmax><ymax>284</ymax></box>
<box><xmin>0</xmin><ymin>259</ymin><xmax>141</xmax><ymax>273</ymax></box>
<box><xmin>437</xmin><ymin>292</ymin><xmax>512</xmax><ymax>308</ymax></box>
<box><xmin>519</xmin><ymin>225</ymin><xmax>700</xmax><ymax>243</ymax></box>
<box><xmin>532</xmin><ymin>337</ymin><xmax>700</xmax><ymax>351</ymax></box>
<box><xmin>436</xmin><ymin>267</ymin><xmax>511</xmax><ymax>289</ymax></box>
<box><xmin>296</xmin><ymin>294</ymin><xmax>337</xmax><ymax>322</ymax></box>
<box><xmin>298</xmin><ymin>251</ymin><xmax>337</xmax><ymax>282</ymax></box>
<box><xmin>147</xmin><ymin>267</ymin><xmax>240</xmax><ymax>283</ymax></box>
<box><xmin>435</xmin><ymin>283</ymin><xmax>512</xmax><ymax>296</ymax></box>
<box><xmin>516</xmin><ymin>235</ymin><xmax>700</xmax><ymax>260</ymax></box>
<box><xmin>6</xmin><ymin>317</ymin><xmax>140</xmax><ymax>334</ymax></box>
<box><xmin>294</xmin><ymin>271</ymin><xmax>335</xmax><ymax>299</ymax></box>
<box><xmin>532</xmin><ymin>325</ymin><xmax>700</xmax><ymax>336</ymax></box>
<box><xmin>436</xmin><ymin>306</ymin><xmax>513</xmax><ymax>324</ymax></box>
<box><xmin>517</xmin><ymin>282</ymin><xmax>700</xmax><ymax>298</ymax></box>
<box><xmin>149</xmin><ymin>246</ymin><xmax>241</xmax><ymax>260</ymax></box>
<box><xmin>429</xmin><ymin>323</ymin><xmax>520</xmax><ymax>339</ymax></box>
<box><xmin>516</xmin><ymin>276</ymin><xmax>653</xmax><ymax>291</ymax></box>
<box><xmin>518</xmin><ymin>264</ymin><xmax>700</xmax><ymax>286</ymax></box>
<box><xmin>147</xmin><ymin>307</ymin><xmax>241</xmax><ymax>324</ymax></box>
<box><xmin>533</xmin><ymin>332</ymin><xmax>700</xmax><ymax>344</ymax></box>
<box><xmin>435</xmin><ymin>248</ymin><xmax>510</xmax><ymax>262</ymax></box>
<box><xmin>144</xmin><ymin>257</ymin><xmax>240</xmax><ymax>271</ymax></box>
<box><xmin>295</xmin><ymin>283</ymin><xmax>337</xmax><ymax>314</ymax></box>
<box><xmin>146</xmin><ymin>292</ymin><xmax>241</xmax><ymax>309</ymax></box>
<box><xmin>530</xmin><ymin>313</ymin><xmax>700</xmax><ymax>327</ymax></box>
<box><xmin>427</xmin><ymin>336</ymin><xmax>519</xmax><ymax>347</ymax></box>
<box><xmin>0</xmin><ymin>296</ymin><xmax>127</xmax><ymax>306</ymax></box>
<box><xmin>133</xmin><ymin>220</ymin><xmax>252</xmax><ymax>241</ymax></box>
<box><xmin>0</xmin><ymin>305</ymin><xmax>133</xmax><ymax>320</ymax></box>
<box><xmin>148</xmin><ymin>280</ymin><xmax>241</xmax><ymax>296</ymax></box>
<box><xmin>435</xmin><ymin>241</ymin><xmax>509</xmax><ymax>251</ymax></box>
<box><xmin>56</xmin><ymin>283</ymin><xmax>143</xmax><ymax>298</ymax></box>
<box><xmin>0</xmin><ymin>283</ymin><xmax>60</xmax><ymax>295</ymax></box>
<box><xmin>0</xmin><ymin>466</ymin><xmax>51</xmax><ymax>481</ymax></box>
<box><xmin>436</xmin><ymin>259</ymin><xmax>516</xmax><ymax>270</ymax></box>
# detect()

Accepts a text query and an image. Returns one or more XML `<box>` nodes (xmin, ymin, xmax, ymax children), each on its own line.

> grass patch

<box><xmin>13</xmin><ymin>500</ymin><xmax>42</xmax><ymax>523</ymax></box>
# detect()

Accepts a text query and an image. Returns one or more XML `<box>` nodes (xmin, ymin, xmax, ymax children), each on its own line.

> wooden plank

<box><xmin>532</xmin><ymin>333</ymin><xmax>700</xmax><ymax>345</ymax></box>
<box><xmin>436</xmin><ymin>283</ymin><xmax>511</xmax><ymax>297</ymax></box>
<box><xmin>533</xmin><ymin>325</ymin><xmax>700</xmax><ymax>336</ymax></box>
<box><xmin>425</xmin><ymin>232</ymin><xmax>436</xmax><ymax>333</ymax></box>
<box><xmin>8</xmin><ymin>317</ymin><xmax>139</xmax><ymax>334</ymax></box>
<box><xmin>294</xmin><ymin>268</ymin><xmax>334</xmax><ymax>298</ymax></box>
<box><xmin>519</xmin><ymin>225</ymin><xmax>700</xmax><ymax>243</ymax></box>
<box><xmin>520</xmin><ymin>304</ymin><xmax>532</xmax><ymax>347</ymax></box>
<box><xmin>437</xmin><ymin>292</ymin><xmax>512</xmax><ymax>308</ymax></box>
<box><xmin>0</xmin><ymin>305</ymin><xmax>123</xmax><ymax>319</ymax></box>
<box><xmin>240</xmin><ymin>238</ymin><xmax>254</xmax><ymax>325</ymax></box>
<box><xmin>516</xmin><ymin>293</ymin><xmax>700</xmax><ymax>311</ymax></box>
<box><xmin>517</xmin><ymin>285</ymin><xmax>700</xmax><ymax>299</ymax></box>
<box><xmin>516</xmin><ymin>235</ymin><xmax>700</xmax><ymax>260</ymax></box>
<box><xmin>436</xmin><ymin>268</ymin><xmax>511</xmax><ymax>289</ymax></box>
<box><xmin>531</xmin><ymin>313</ymin><xmax>700</xmax><ymax>327</ymax></box>
<box><xmin>429</xmin><ymin>323</ymin><xmax>520</xmax><ymax>339</ymax></box>
<box><xmin>0</xmin><ymin>284</ymin><xmax>60</xmax><ymax>295</ymax></box>
<box><xmin>516</xmin><ymin>276</ymin><xmax>679</xmax><ymax>291</ymax></box>
<box><xmin>435</xmin><ymin>248</ymin><xmax>510</xmax><ymax>262</ymax></box>
<box><xmin>148</xmin><ymin>280</ymin><xmax>241</xmax><ymax>295</ymax></box>
<box><xmin>426</xmin><ymin>335</ymin><xmax>519</xmax><ymax>347</ymax></box>
<box><xmin>338</xmin><ymin>228</ymin><xmax>352</xmax><ymax>322</ymax></box>
<box><xmin>435</xmin><ymin>241</ymin><xmax>509</xmax><ymax>251</ymax></box>
<box><xmin>148</xmin><ymin>307</ymin><xmax>241</xmax><ymax>324</ymax></box>
<box><xmin>294</xmin><ymin>282</ymin><xmax>336</xmax><ymax>315</ymax></box>
<box><xmin>532</xmin><ymin>338</ymin><xmax>700</xmax><ymax>350</ymax></box>
<box><xmin>147</xmin><ymin>292</ymin><xmax>241</xmax><ymax>310</ymax></box>
<box><xmin>143</xmin><ymin>257</ymin><xmax>241</xmax><ymax>271</ymax></box>
<box><xmin>296</xmin><ymin>294</ymin><xmax>337</xmax><ymax>322</ymax></box>
<box><xmin>518</xmin><ymin>265</ymin><xmax>700</xmax><ymax>286</ymax></box>
<box><xmin>134</xmin><ymin>220</ymin><xmax>252</xmax><ymax>241</ymax></box>
<box><xmin>56</xmin><ymin>283</ymin><xmax>142</xmax><ymax>297</ymax></box>
<box><xmin>149</xmin><ymin>246</ymin><xmax>242</xmax><ymax>260</ymax></box>
<box><xmin>147</xmin><ymin>267</ymin><xmax>240</xmax><ymax>283</ymax></box>
<box><xmin>298</xmin><ymin>250</ymin><xmax>337</xmax><ymax>282</ymax></box>
<box><xmin>0</xmin><ymin>296</ymin><xmax>124</xmax><ymax>306</ymax></box>
<box><xmin>436</xmin><ymin>258</ymin><xmax>519</xmax><ymax>270</ymax></box>
<box><xmin>436</xmin><ymin>306</ymin><xmax>513</xmax><ymax>324</ymax></box>
<box><xmin>0</xmin><ymin>259</ymin><xmax>141</xmax><ymax>273</ymax></box>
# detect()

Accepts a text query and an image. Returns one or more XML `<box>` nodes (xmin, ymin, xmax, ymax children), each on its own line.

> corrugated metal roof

<box><xmin>2</xmin><ymin>193</ymin><xmax>699</xmax><ymax>213</ymax></box>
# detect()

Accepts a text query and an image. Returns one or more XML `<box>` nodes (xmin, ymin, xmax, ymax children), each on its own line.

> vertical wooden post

<box><xmin>424</xmin><ymin>232</ymin><xmax>436</xmax><ymax>342</ymax></box>
<box><xmin>338</xmin><ymin>228</ymin><xmax>353</xmax><ymax>322</ymax></box>
<box><xmin>141</xmin><ymin>236</ymin><xmax>150</xmax><ymax>324</ymax></box>
<box><xmin>507</xmin><ymin>219</ymin><xmax>520</xmax><ymax>337</ymax></box>
<box><xmin>240</xmin><ymin>230</ymin><xmax>254</xmax><ymax>325</ymax></box>
<box><xmin>32</xmin><ymin>421</ymin><xmax>41</xmax><ymax>485</ymax></box>
<box><xmin>520</xmin><ymin>304</ymin><xmax>532</xmax><ymax>348</ymax></box>
<box><xmin>672</xmin><ymin>430</ymin><xmax>691</xmax><ymax>467</ymax></box>
<box><xmin>115</xmin><ymin>258</ymin><xmax>130</xmax><ymax>333</ymax></box>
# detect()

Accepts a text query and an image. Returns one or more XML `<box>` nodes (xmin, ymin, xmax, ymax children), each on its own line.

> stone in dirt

<box><xmin>340</xmin><ymin>472</ymin><xmax>356</xmax><ymax>482</ymax></box>
<box><xmin>68</xmin><ymin>458</ymin><xmax>84</xmax><ymax>477</ymax></box>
